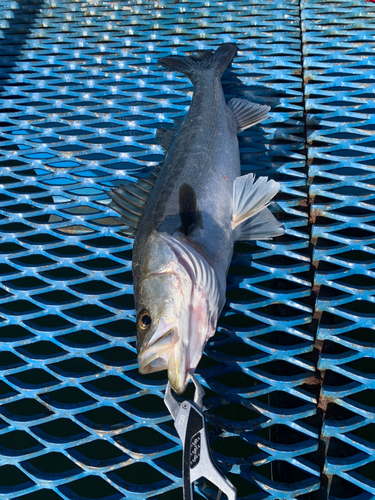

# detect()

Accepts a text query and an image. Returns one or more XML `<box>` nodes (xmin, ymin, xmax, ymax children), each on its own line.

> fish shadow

<box><xmin>0</xmin><ymin>0</ymin><xmax>45</xmax><ymax>94</ymax></box>
<box><xmin>222</xmin><ymin>66</ymin><xmax>305</xmax><ymax>180</ymax></box>
<box><xmin>220</xmin><ymin>65</ymin><xmax>322</xmax><ymax>318</ymax></box>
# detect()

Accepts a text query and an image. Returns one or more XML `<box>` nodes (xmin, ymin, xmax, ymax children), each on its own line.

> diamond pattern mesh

<box><xmin>0</xmin><ymin>0</ymin><xmax>373</xmax><ymax>499</ymax></box>
<box><xmin>303</xmin><ymin>0</ymin><xmax>375</xmax><ymax>498</ymax></box>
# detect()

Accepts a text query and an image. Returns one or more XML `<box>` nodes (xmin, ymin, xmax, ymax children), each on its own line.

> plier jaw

<box><xmin>164</xmin><ymin>372</ymin><xmax>205</xmax><ymax>420</ymax></box>
<box><xmin>164</xmin><ymin>374</ymin><xmax>237</xmax><ymax>500</ymax></box>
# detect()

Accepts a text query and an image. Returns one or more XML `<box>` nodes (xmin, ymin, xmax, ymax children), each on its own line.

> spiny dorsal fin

<box><xmin>109</xmin><ymin>165</ymin><xmax>162</xmax><ymax>236</ymax></box>
<box><xmin>179</xmin><ymin>183</ymin><xmax>202</xmax><ymax>236</ymax></box>
<box><xmin>228</xmin><ymin>98</ymin><xmax>270</xmax><ymax>133</ymax></box>
<box><xmin>156</xmin><ymin>127</ymin><xmax>176</xmax><ymax>152</ymax></box>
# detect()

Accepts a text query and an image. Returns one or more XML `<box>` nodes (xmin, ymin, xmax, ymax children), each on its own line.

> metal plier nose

<box><xmin>164</xmin><ymin>374</ymin><xmax>237</xmax><ymax>500</ymax></box>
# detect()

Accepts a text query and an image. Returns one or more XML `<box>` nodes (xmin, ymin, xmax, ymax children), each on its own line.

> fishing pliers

<box><xmin>164</xmin><ymin>374</ymin><xmax>237</xmax><ymax>500</ymax></box>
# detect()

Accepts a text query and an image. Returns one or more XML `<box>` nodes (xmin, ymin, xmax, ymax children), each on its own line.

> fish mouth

<box><xmin>138</xmin><ymin>328</ymin><xmax>175</xmax><ymax>374</ymax></box>
<box><xmin>137</xmin><ymin>326</ymin><xmax>190</xmax><ymax>395</ymax></box>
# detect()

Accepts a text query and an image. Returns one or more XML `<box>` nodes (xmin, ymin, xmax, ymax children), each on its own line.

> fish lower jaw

<box><xmin>138</xmin><ymin>352</ymin><xmax>168</xmax><ymax>374</ymax></box>
<box><xmin>137</xmin><ymin>328</ymin><xmax>176</xmax><ymax>374</ymax></box>
<box><xmin>167</xmin><ymin>348</ymin><xmax>190</xmax><ymax>395</ymax></box>
<box><xmin>168</xmin><ymin>373</ymin><xmax>190</xmax><ymax>395</ymax></box>
<box><xmin>137</xmin><ymin>346</ymin><xmax>190</xmax><ymax>395</ymax></box>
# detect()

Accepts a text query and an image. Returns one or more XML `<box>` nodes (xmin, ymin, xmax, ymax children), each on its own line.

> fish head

<box><xmin>136</xmin><ymin>231</ymin><xmax>221</xmax><ymax>394</ymax></box>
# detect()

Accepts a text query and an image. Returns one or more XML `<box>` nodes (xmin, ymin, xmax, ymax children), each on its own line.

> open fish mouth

<box><xmin>138</xmin><ymin>328</ymin><xmax>175</xmax><ymax>374</ymax></box>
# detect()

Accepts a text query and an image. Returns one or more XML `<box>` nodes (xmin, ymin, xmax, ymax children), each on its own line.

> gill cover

<box><xmin>137</xmin><ymin>232</ymin><xmax>221</xmax><ymax>394</ymax></box>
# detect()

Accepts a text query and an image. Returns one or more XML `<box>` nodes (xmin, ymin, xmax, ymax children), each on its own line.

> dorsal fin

<box><xmin>109</xmin><ymin>165</ymin><xmax>162</xmax><ymax>236</ymax></box>
<box><xmin>179</xmin><ymin>183</ymin><xmax>202</xmax><ymax>236</ymax></box>
<box><xmin>227</xmin><ymin>98</ymin><xmax>270</xmax><ymax>133</ymax></box>
<box><xmin>156</xmin><ymin>127</ymin><xmax>176</xmax><ymax>152</ymax></box>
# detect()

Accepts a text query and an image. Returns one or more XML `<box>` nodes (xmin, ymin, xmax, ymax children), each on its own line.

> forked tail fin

<box><xmin>158</xmin><ymin>43</ymin><xmax>237</xmax><ymax>85</ymax></box>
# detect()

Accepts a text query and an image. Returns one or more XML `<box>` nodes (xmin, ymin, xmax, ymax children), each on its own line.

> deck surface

<box><xmin>0</xmin><ymin>1</ymin><xmax>374</xmax><ymax>499</ymax></box>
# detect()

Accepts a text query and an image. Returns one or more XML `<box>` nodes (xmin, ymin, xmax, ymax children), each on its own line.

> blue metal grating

<box><xmin>0</xmin><ymin>0</ymin><xmax>373</xmax><ymax>499</ymax></box>
<box><xmin>303</xmin><ymin>0</ymin><xmax>375</xmax><ymax>498</ymax></box>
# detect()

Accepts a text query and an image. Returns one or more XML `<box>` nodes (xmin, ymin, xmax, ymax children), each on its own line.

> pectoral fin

<box><xmin>232</xmin><ymin>173</ymin><xmax>283</xmax><ymax>241</ymax></box>
<box><xmin>228</xmin><ymin>98</ymin><xmax>270</xmax><ymax>133</ymax></box>
<box><xmin>234</xmin><ymin>208</ymin><xmax>284</xmax><ymax>241</ymax></box>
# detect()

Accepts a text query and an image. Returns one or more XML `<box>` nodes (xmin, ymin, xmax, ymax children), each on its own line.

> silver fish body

<box><xmin>110</xmin><ymin>43</ymin><xmax>284</xmax><ymax>394</ymax></box>
<box><xmin>135</xmin><ymin>50</ymin><xmax>239</xmax><ymax>290</ymax></box>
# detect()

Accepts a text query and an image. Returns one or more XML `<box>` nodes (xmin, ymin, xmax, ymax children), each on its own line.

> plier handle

<box><xmin>165</xmin><ymin>374</ymin><xmax>237</xmax><ymax>500</ymax></box>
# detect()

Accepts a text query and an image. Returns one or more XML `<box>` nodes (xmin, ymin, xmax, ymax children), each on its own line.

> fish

<box><xmin>109</xmin><ymin>43</ymin><xmax>284</xmax><ymax>394</ymax></box>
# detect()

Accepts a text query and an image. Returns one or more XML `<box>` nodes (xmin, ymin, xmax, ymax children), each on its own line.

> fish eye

<box><xmin>138</xmin><ymin>310</ymin><xmax>152</xmax><ymax>330</ymax></box>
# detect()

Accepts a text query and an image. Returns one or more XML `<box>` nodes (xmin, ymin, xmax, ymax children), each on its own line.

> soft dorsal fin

<box><xmin>109</xmin><ymin>165</ymin><xmax>162</xmax><ymax>236</ymax></box>
<box><xmin>156</xmin><ymin>117</ymin><xmax>184</xmax><ymax>152</ymax></box>
<box><xmin>156</xmin><ymin>127</ymin><xmax>176</xmax><ymax>152</ymax></box>
<box><xmin>232</xmin><ymin>173</ymin><xmax>283</xmax><ymax>241</ymax></box>
<box><xmin>227</xmin><ymin>98</ymin><xmax>270</xmax><ymax>133</ymax></box>
<box><xmin>179</xmin><ymin>183</ymin><xmax>202</xmax><ymax>236</ymax></box>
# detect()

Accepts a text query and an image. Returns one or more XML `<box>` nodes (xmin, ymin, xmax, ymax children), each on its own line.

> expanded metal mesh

<box><xmin>0</xmin><ymin>0</ymin><xmax>373</xmax><ymax>499</ymax></box>
<box><xmin>304</xmin><ymin>0</ymin><xmax>375</xmax><ymax>498</ymax></box>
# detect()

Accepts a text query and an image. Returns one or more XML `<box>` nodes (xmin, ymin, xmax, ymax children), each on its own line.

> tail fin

<box><xmin>158</xmin><ymin>43</ymin><xmax>237</xmax><ymax>84</ymax></box>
